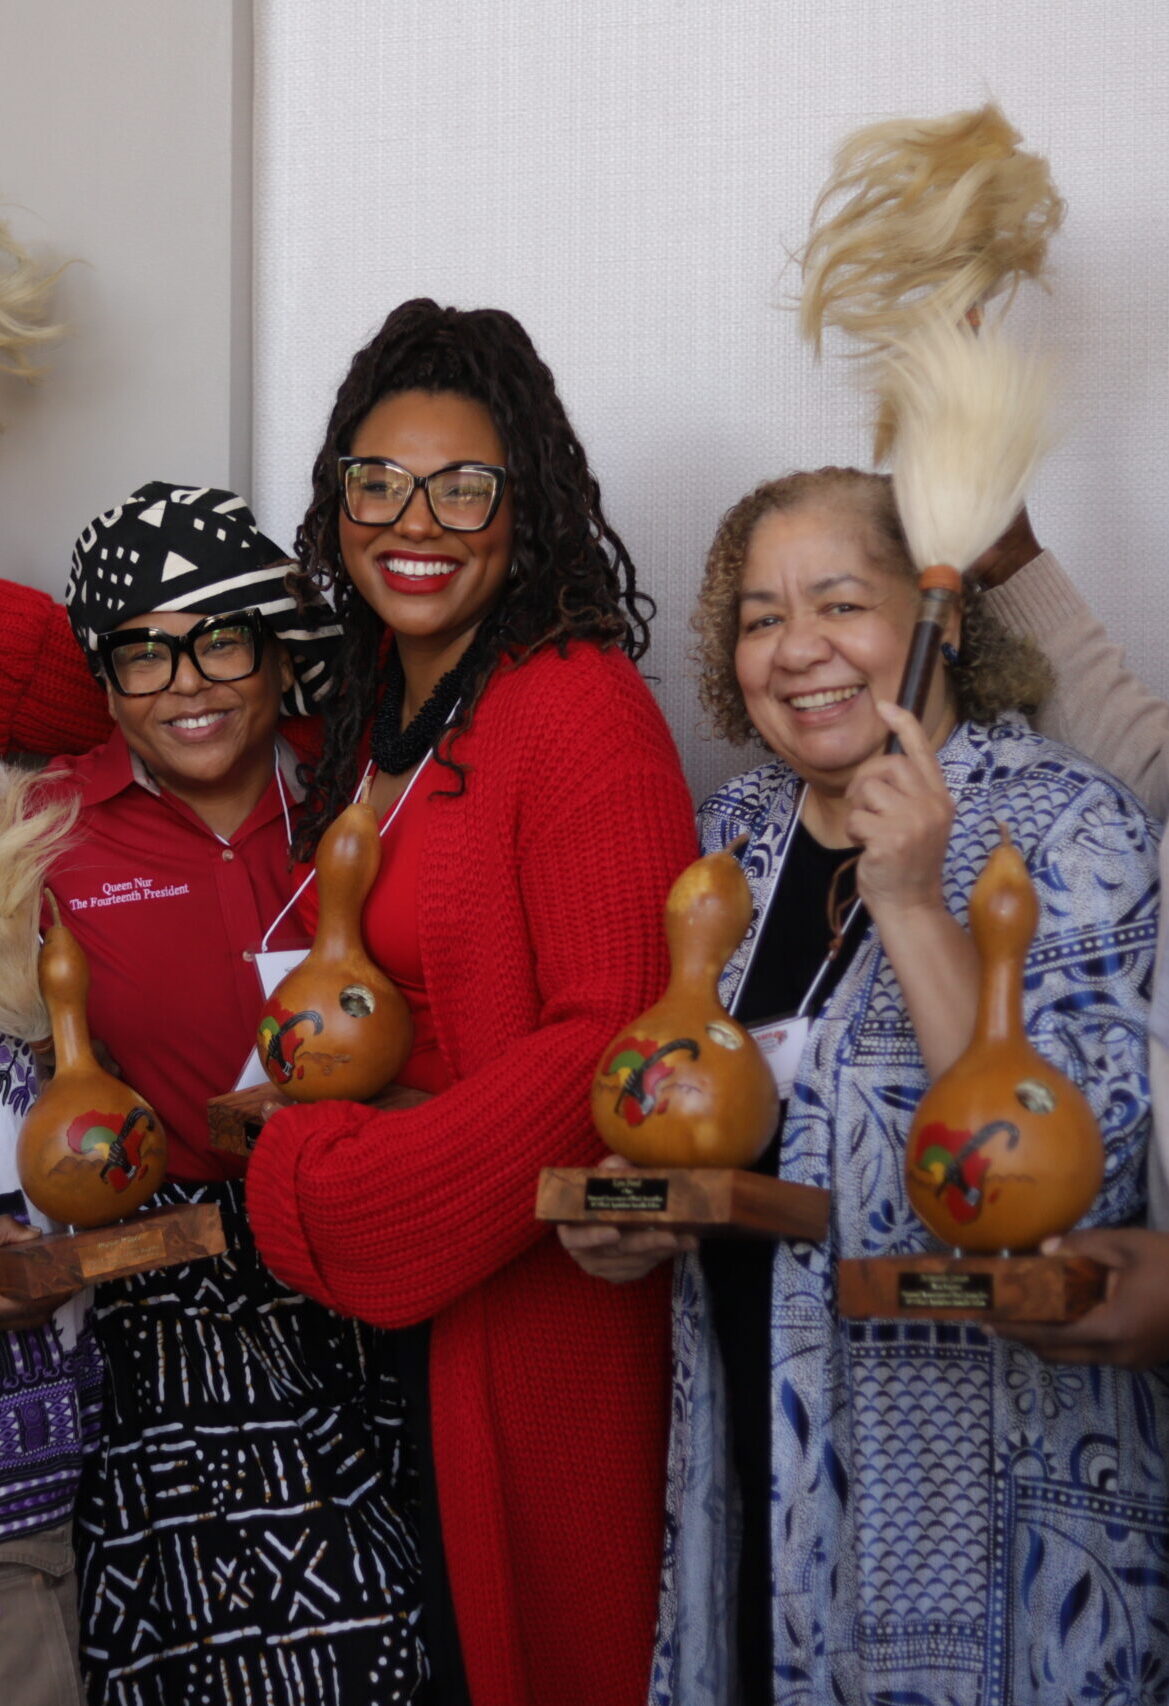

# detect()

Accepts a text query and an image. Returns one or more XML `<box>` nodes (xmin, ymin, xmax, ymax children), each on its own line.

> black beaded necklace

<box><xmin>369</xmin><ymin>631</ymin><xmax>491</xmax><ymax>776</ymax></box>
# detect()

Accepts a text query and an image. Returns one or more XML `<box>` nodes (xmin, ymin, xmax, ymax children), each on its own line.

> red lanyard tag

<box><xmin>748</xmin><ymin>1014</ymin><xmax>810</xmax><ymax>1102</ymax></box>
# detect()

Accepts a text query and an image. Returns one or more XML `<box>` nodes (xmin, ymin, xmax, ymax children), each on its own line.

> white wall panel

<box><xmin>254</xmin><ymin>0</ymin><xmax>1169</xmax><ymax>804</ymax></box>
<box><xmin>0</xmin><ymin>0</ymin><xmax>253</xmax><ymax>594</ymax></box>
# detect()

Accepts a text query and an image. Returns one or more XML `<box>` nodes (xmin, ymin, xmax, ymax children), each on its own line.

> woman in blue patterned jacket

<box><xmin>563</xmin><ymin>467</ymin><xmax>1169</xmax><ymax>1706</ymax></box>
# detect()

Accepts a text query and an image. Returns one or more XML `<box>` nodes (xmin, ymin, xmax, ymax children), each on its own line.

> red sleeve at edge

<box><xmin>0</xmin><ymin>581</ymin><xmax>112</xmax><ymax>755</ymax></box>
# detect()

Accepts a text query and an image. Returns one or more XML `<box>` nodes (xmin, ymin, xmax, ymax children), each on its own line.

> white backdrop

<box><xmin>253</xmin><ymin>0</ymin><xmax>1169</xmax><ymax>805</ymax></box>
<box><xmin>0</xmin><ymin>0</ymin><xmax>252</xmax><ymax>590</ymax></box>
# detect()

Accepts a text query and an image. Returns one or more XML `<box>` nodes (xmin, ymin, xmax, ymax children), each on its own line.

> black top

<box><xmin>699</xmin><ymin>819</ymin><xmax>867</xmax><ymax>1705</ymax></box>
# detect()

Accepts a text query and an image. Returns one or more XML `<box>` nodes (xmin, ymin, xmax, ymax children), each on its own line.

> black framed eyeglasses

<box><xmin>98</xmin><ymin>609</ymin><xmax>268</xmax><ymax>697</ymax></box>
<box><xmin>338</xmin><ymin>457</ymin><xmax>508</xmax><ymax>532</ymax></box>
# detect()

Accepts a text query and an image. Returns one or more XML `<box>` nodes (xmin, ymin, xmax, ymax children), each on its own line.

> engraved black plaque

<box><xmin>583</xmin><ymin>1176</ymin><xmax>670</xmax><ymax>1213</ymax></box>
<box><xmin>897</xmin><ymin>1270</ymin><xmax>994</xmax><ymax>1311</ymax></box>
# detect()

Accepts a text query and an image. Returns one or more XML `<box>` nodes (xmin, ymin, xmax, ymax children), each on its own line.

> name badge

<box><xmin>233</xmin><ymin>947</ymin><xmax>311</xmax><ymax>1091</ymax></box>
<box><xmin>254</xmin><ymin>946</ymin><xmax>310</xmax><ymax>1000</ymax></box>
<box><xmin>749</xmin><ymin>1014</ymin><xmax>809</xmax><ymax>1103</ymax></box>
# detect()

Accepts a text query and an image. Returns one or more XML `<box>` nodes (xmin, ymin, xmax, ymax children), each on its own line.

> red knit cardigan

<box><xmin>246</xmin><ymin>643</ymin><xmax>699</xmax><ymax>1706</ymax></box>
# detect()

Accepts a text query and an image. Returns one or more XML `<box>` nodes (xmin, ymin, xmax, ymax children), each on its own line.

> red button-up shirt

<box><xmin>41</xmin><ymin>732</ymin><xmax>308</xmax><ymax>1180</ymax></box>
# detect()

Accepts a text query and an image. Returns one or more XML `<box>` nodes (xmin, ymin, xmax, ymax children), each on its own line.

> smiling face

<box><xmin>338</xmin><ymin>389</ymin><xmax>514</xmax><ymax>680</ymax></box>
<box><xmin>733</xmin><ymin>504</ymin><xmax>957</xmax><ymax>802</ymax></box>
<box><xmin>104</xmin><ymin>609</ymin><xmax>292</xmax><ymax>808</ymax></box>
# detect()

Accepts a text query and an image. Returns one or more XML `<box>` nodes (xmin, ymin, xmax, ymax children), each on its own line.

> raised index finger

<box><xmin>875</xmin><ymin>700</ymin><xmax>947</xmax><ymax>784</ymax></box>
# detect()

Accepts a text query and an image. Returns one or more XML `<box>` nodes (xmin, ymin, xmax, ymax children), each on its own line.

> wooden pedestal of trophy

<box><xmin>207</xmin><ymin>1085</ymin><xmax>292</xmax><ymax>1158</ymax></box>
<box><xmin>0</xmin><ymin>1203</ymin><xmax>226</xmax><ymax>1301</ymax></box>
<box><xmin>837</xmin><ymin>1251</ymin><xmax>1106</xmax><ymax>1323</ymax></box>
<box><xmin>536</xmin><ymin>1166</ymin><xmax>830</xmax><ymax>1240</ymax></box>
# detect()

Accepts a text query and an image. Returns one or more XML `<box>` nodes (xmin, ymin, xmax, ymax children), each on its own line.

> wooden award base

<box><xmin>837</xmin><ymin>1252</ymin><xmax>1107</xmax><ymax>1323</ymax></box>
<box><xmin>535</xmin><ymin>1167</ymin><xmax>830</xmax><ymax>1241</ymax></box>
<box><xmin>0</xmin><ymin>1202</ymin><xmax>227</xmax><ymax>1301</ymax></box>
<box><xmin>208</xmin><ymin>1085</ymin><xmax>292</xmax><ymax>1157</ymax></box>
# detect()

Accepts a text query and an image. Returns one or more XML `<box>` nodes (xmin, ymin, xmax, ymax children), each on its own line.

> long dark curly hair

<box><xmin>291</xmin><ymin>298</ymin><xmax>652</xmax><ymax>857</ymax></box>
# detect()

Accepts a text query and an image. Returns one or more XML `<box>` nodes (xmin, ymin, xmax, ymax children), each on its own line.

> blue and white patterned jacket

<box><xmin>652</xmin><ymin>720</ymin><xmax>1169</xmax><ymax>1706</ymax></box>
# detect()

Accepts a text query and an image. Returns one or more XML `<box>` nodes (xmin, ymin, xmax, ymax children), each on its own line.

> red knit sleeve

<box><xmin>0</xmin><ymin>580</ymin><xmax>112</xmax><ymax>755</ymax></box>
<box><xmin>246</xmin><ymin>653</ymin><xmax>699</xmax><ymax>1325</ymax></box>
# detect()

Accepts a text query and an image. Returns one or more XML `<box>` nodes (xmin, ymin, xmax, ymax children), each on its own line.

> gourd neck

<box><xmin>51</xmin><ymin>1007</ymin><xmax>99</xmax><ymax>1075</ymax></box>
<box><xmin>313</xmin><ymin>889</ymin><xmax>371</xmax><ymax>960</ymax></box>
<box><xmin>665</xmin><ymin>921</ymin><xmax>737</xmax><ymax>996</ymax></box>
<box><xmin>664</xmin><ymin>948</ymin><xmax>724</xmax><ymax>1001</ymax></box>
<box><xmin>973</xmin><ymin>949</ymin><xmax>1025</xmax><ymax>1048</ymax></box>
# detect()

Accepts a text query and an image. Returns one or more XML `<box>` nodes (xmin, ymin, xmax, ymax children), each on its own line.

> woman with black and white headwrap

<box><xmin>26</xmin><ymin>482</ymin><xmax>427</xmax><ymax>1705</ymax></box>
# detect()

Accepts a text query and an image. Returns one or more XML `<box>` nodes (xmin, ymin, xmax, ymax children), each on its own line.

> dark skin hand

<box><xmin>556</xmin><ymin>1153</ymin><xmax>697</xmax><ymax>1282</ymax></box>
<box><xmin>965</xmin><ymin>506</ymin><xmax>1042</xmax><ymax>590</ymax></box>
<box><xmin>258</xmin><ymin>1083</ymin><xmax>433</xmax><ymax>1122</ymax></box>
<box><xmin>995</xmin><ymin>1227</ymin><xmax>1169</xmax><ymax>1369</ymax></box>
<box><xmin>0</xmin><ymin>1214</ymin><xmax>78</xmax><ymax>1331</ymax></box>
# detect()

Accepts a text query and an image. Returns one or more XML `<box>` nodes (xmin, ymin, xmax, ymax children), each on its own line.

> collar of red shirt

<box><xmin>50</xmin><ymin>729</ymin><xmax>305</xmax><ymax>835</ymax></box>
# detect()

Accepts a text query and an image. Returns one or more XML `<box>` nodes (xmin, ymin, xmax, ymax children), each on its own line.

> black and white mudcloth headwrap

<box><xmin>65</xmin><ymin>482</ymin><xmax>341</xmax><ymax>715</ymax></box>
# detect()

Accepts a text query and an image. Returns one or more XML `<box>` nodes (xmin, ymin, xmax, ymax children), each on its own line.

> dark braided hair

<box><xmin>292</xmin><ymin>298</ymin><xmax>652</xmax><ymax>857</ymax></box>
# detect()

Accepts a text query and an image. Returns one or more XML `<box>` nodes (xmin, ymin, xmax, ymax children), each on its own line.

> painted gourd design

<box><xmin>591</xmin><ymin>849</ymin><xmax>779</xmax><ymax>1167</ymax></box>
<box><xmin>905</xmin><ymin>828</ymin><xmax>1104</xmax><ymax>1252</ymax></box>
<box><xmin>18</xmin><ymin>895</ymin><xmax>166</xmax><ymax>1226</ymax></box>
<box><xmin>256</xmin><ymin>793</ymin><xmax>412</xmax><ymax>1101</ymax></box>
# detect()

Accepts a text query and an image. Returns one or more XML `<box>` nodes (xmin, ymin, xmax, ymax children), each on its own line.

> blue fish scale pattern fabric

<box><xmin>652</xmin><ymin>721</ymin><xmax>1169</xmax><ymax>1706</ymax></box>
<box><xmin>0</xmin><ymin>1041</ymin><xmax>103</xmax><ymax>1542</ymax></box>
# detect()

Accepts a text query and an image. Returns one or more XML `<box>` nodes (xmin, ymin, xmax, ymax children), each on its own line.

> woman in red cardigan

<box><xmin>243</xmin><ymin>301</ymin><xmax>697</xmax><ymax>1706</ymax></box>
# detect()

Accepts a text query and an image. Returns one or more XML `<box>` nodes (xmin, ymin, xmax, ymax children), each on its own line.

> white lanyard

<box><xmin>233</xmin><ymin>755</ymin><xmax>433</xmax><ymax>1091</ymax></box>
<box><xmin>734</xmin><ymin>787</ymin><xmax>864</xmax><ymax>1105</ymax></box>
<box><xmin>259</xmin><ymin>693</ymin><xmax>462</xmax><ymax>950</ymax></box>
<box><xmin>797</xmin><ymin>894</ymin><xmax>865</xmax><ymax>1020</ymax></box>
<box><xmin>233</xmin><ymin>706</ymin><xmax>459</xmax><ymax>1091</ymax></box>
<box><xmin>274</xmin><ymin>759</ymin><xmax>294</xmax><ymax>849</ymax></box>
<box><xmin>730</xmin><ymin>784</ymin><xmax>864</xmax><ymax>1021</ymax></box>
<box><xmin>259</xmin><ymin>752</ymin><xmax>432</xmax><ymax>953</ymax></box>
<box><xmin>209</xmin><ymin>751</ymin><xmax>294</xmax><ymax>849</ymax></box>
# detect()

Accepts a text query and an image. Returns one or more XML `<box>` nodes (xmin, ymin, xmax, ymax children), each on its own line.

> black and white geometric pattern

<box><xmin>76</xmin><ymin>1181</ymin><xmax>426</xmax><ymax>1705</ymax></box>
<box><xmin>66</xmin><ymin>483</ymin><xmax>341</xmax><ymax>715</ymax></box>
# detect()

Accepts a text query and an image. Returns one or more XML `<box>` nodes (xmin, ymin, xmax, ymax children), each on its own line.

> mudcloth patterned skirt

<box><xmin>75</xmin><ymin>1181</ymin><xmax>426</xmax><ymax>1705</ymax></box>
